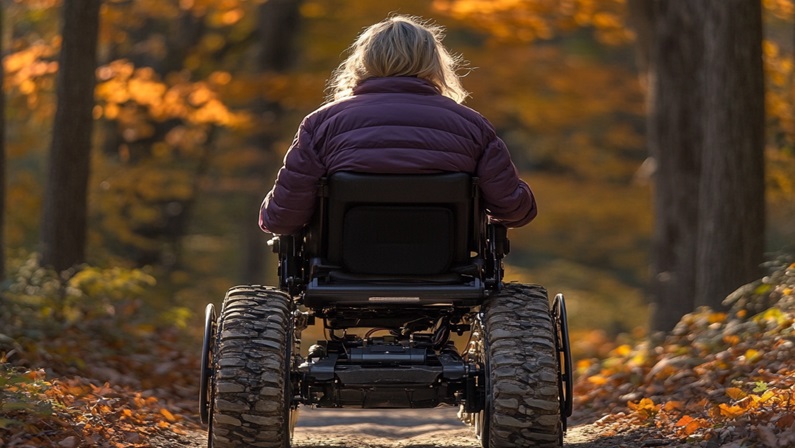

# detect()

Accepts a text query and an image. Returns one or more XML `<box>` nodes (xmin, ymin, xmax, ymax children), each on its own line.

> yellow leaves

<box><xmin>18</xmin><ymin>374</ymin><xmax>190</xmax><ymax>446</ymax></box>
<box><xmin>129</xmin><ymin>74</ymin><xmax>168</xmax><ymax>108</ymax></box>
<box><xmin>208</xmin><ymin>71</ymin><xmax>232</xmax><ymax>86</ymax></box>
<box><xmin>712</xmin><ymin>386</ymin><xmax>789</xmax><ymax>422</ymax></box>
<box><xmin>97</xmin><ymin>59</ymin><xmax>135</xmax><ymax>82</ymax></box>
<box><xmin>159</xmin><ymin>408</ymin><xmax>176</xmax><ymax>423</ymax></box>
<box><xmin>3</xmin><ymin>42</ymin><xmax>58</xmax><ymax>79</ymax></box>
<box><xmin>722</xmin><ymin>334</ymin><xmax>741</xmax><ymax>346</ymax></box>
<box><xmin>94</xmin><ymin>59</ymin><xmax>248</xmax><ymax>129</ymax></box>
<box><xmin>132</xmin><ymin>394</ymin><xmax>159</xmax><ymax>409</ymax></box>
<box><xmin>592</xmin><ymin>12</ymin><xmax>620</xmax><ymax>29</ymax></box>
<box><xmin>764</xmin><ymin>0</ymin><xmax>795</xmax><ymax>19</ymax></box>
<box><xmin>725</xmin><ymin>387</ymin><xmax>747</xmax><ymax>400</ymax></box>
<box><xmin>67</xmin><ymin>267</ymin><xmax>157</xmax><ymax>312</ymax></box>
<box><xmin>627</xmin><ymin>398</ymin><xmax>660</xmax><ymax>419</ymax></box>
<box><xmin>611</xmin><ymin>344</ymin><xmax>632</xmax><ymax>357</ymax></box>
<box><xmin>718</xmin><ymin>403</ymin><xmax>746</xmax><ymax>418</ymax></box>
<box><xmin>3</xmin><ymin>39</ymin><xmax>60</xmax><ymax>109</ymax></box>
<box><xmin>742</xmin><ymin>349</ymin><xmax>762</xmax><ymax>363</ymax></box>
<box><xmin>763</xmin><ymin>37</ymin><xmax>794</xmax><ymax>167</ymax></box>
<box><xmin>662</xmin><ymin>401</ymin><xmax>684</xmax><ymax>412</ymax></box>
<box><xmin>575</xmin><ymin>261</ymin><xmax>795</xmax><ymax>445</ymax></box>
<box><xmin>708</xmin><ymin>312</ymin><xmax>727</xmax><ymax>324</ymax></box>
<box><xmin>763</xmin><ymin>40</ymin><xmax>781</xmax><ymax>59</ymax></box>
<box><xmin>433</xmin><ymin>0</ymin><xmax>631</xmax><ymax>44</ymax></box>
<box><xmin>754</xmin><ymin>307</ymin><xmax>791</xmax><ymax>328</ymax></box>
<box><xmin>675</xmin><ymin>415</ymin><xmax>709</xmax><ymax>436</ymax></box>
<box><xmin>218</xmin><ymin>8</ymin><xmax>244</xmax><ymax>25</ymax></box>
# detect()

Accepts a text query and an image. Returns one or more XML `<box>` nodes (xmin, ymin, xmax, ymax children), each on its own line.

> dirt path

<box><xmin>165</xmin><ymin>408</ymin><xmax>665</xmax><ymax>448</ymax></box>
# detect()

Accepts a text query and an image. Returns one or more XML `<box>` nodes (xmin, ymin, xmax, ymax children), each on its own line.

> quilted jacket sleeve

<box><xmin>476</xmin><ymin>135</ymin><xmax>537</xmax><ymax>228</ymax></box>
<box><xmin>259</xmin><ymin>122</ymin><xmax>326</xmax><ymax>235</ymax></box>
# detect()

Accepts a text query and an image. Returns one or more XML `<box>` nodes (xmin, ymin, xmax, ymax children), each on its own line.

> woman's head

<box><xmin>327</xmin><ymin>15</ymin><xmax>469</xmax><ymax>103</ymax></box>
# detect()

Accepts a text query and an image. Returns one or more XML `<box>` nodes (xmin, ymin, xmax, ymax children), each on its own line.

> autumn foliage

<box><xmin>2</xmin><ymin>0</ymin><xmax>795</xmax><ymax>446</ymax></box>
<box><xmin>574</xmin><ymin>258</ymin><xmax>795</xmax><ymax>446</ymax></box>
<box><xmin>0</xmin><ymin>259</ymin><xmax>199</xmax><ymax>447</ymax></box>
<box><xmin>2</xmin><ymin>257</ymin><xmax>794</xmax><ymax>446</ymax></box>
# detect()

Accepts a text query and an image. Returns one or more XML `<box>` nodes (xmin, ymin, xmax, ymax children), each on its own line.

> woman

<box><xmin>259</xmin><ymin>15</ymin><xmax>537</xmax><ymax>235</ymax></box>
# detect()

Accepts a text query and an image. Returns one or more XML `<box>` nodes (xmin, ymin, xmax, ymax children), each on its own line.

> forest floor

<box><xmin>1</xmin><ymin>259</ymin><xmax>794</xmax><ymax>447</ymax></box>
<box><xmin>145</xmin><ymin>407</ymin><xmax>680</xmax><ymax>448</ymax></box>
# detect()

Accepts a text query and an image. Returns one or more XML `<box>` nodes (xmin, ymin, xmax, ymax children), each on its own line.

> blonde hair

<box><xmin>326</xmin><ymin>15</ymin><xmax>469</xmax><ymax>103</ymax></box>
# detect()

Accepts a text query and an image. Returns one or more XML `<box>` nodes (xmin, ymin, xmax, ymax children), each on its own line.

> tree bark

<box><xmin>0</xmin><ymin>2</ymin><xmax>6</xmax><ymax>280</ymax></box>
<box><xmin>638</xmin><ymin>0</ymin><xmax>766</xmax><ymax>331</ymax></box>
<box><xmin>695</xmin><ymin>0</ymin><xmax>765</xmax><ymax>308</ymax></box>
<box><xmin>645</xmin><ymin>0</ymin><xmax>704</xmax><ymax>333</ymax></box>
<box><xmin>240</xmin><ymin>0</ymin><xmax>303</xmax><ymax>284</ymax></box>
<box><xmin>39</xmin><ymin>0</ymin><xmax>102</xmax><ymax>272</ymax></box>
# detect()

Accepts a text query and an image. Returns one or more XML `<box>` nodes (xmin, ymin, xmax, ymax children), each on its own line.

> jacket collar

<box><xmin>353</xmin><ymin>77</ymin><xmax>440</xmax><ymax>96</ymax></box>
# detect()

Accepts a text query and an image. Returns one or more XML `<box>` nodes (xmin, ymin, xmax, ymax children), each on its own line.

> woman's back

<box><xmin>259</xmin><ymin>15</ymin><xmax>537</xmax><ymax>235</ymax></box>
<box><xmin>309</xmin><ymin>76</ymin><xmax>490</xmax><ymax>175</ymax></box>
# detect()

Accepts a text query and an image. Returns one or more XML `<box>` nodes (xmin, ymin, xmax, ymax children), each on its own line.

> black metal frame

<box><xmin>271</xmin><ymin>173</ymin><xmax>508</xmax><ymax>304</ymax></box>
<box><xmin>200</xmin><ymin>172</ymin><xmax>573</xmax><ymax>448</ymax></box>
<box><xmin>199</xmin><ymin>303</ymin><xmax>217</xmax><ymax>425</ymax></box>
<box><xmin>268</xmin><ymin>173</ymin><xmax>507</xmax><ymax>410</ymax></box>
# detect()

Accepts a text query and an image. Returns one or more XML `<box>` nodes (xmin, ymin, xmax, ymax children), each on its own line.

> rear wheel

<box><xmin>466</xmin><ymin>283</ymin><xmax>562</xmax><ymax>447</ymax></box>
<box><xmin>209</xmin><ymin>286</ymin><xmax>294</xmax><ymax>448</ymax></box>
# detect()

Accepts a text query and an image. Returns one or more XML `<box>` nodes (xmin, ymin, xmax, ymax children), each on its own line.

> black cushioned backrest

<box><xmin>326</xmin><ymin>173</ymin><xmax>472</xmax><ymax>276</ymax></box>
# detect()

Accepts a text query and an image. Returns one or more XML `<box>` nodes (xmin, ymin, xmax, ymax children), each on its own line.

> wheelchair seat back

<box><xmin>299</xmin><ymin>172</ymin><xmax>489</xmax><ymax>307</ymax></box>
<box><xmin>326</xmin><ymin>172</ymin><xmax>473</xmax><ymax>276</ymax></box>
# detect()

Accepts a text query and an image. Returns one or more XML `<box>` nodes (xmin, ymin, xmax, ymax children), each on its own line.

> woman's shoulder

<box><xmin>301</xmin><ymin>90</ymin><xmax>495</xmax><ymax>139</ymax></box>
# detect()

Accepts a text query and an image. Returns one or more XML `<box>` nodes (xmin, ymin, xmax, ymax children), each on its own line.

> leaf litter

<box><xmin>1</xmin><ymin>258</ymin><xmax>794</xmax><ymax>447</ymax></box>
<box><xmin>573</xmin><ymin>257</ymin><xmax>795</xmax><ymax>447</ymax></box>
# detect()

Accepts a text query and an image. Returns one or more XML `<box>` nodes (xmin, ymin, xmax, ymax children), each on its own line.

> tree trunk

<box><xmin>625</xmin><ymin>0</ymin><xmax>654</xmax><ymax>80</ymax></box>
<box><xmin>695</xmin><ymin>0</ymin><xmax>765</xmax><ymax>308</ymax></box>
<box><xmin>240</xmin><ymin>0</ymin><xmax>303</xmax><ymax>284</ymax></box>
<box><xmin>645</xmin><ymin>1</ymin><xmax>705</xmax><ymax>333</ymax></box>
<box><xmin>638</xmin><ymin>0</ymin><xmax>766</xmax><ymax>332</ymax></box>
<box><xmin>39</xmin><ymin>0</ymin><xmax>101</xmax><ymax>272</ymax></box>
<box><xmin>0</xmin><ymin>2</ymin><xmax>6</xmax><ymax>280</ymax></box>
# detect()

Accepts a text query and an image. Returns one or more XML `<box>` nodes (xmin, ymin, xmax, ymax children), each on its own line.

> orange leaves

<box><xmin>725</xmin><ymin>387</ymin><xmax>747</xmax><ymax>400</ymax></box>
<box><xmin>1</xmin><ymin>266</ymin><xmax>203</xmax><ymax>447</ymax></box>
<box><xmin>574</xmin><ymin>260</ymin><xmax>795</xmax><ymax>446</ymax></box>
<box><xmin>586</xmin><ymin>374</ymin><xmax>609</xmax><ymax>386</ymax></box>
<box><xmin>94</xmin><ymin>59</ymin><xmax>249</xmax><ymax>130</ymax></box>
<box><xmin>764</xmin><ymin>0</ymin><xmax>795</xmax><ymax>19</ymax></box>
<box><xmin>159</xmin><ymin>408</ymin><xmax>177</xmax><ymax>423</ymax></box>
<box><xmin>3</xmin><ymin>375</ymin><xmax>192</xmax><ymax>447</ymax></box>
<box><xmin>675</xmin><ymin>415</ymin><xmax>709</xmax><ymax>436</ymax></box>
<box><xmin>3</xmin><ymin>38</ymin><xmax>60</xmax><ymax>110</ymax></box>
<box><xmin>714</xmin><ymin>387</ymin><xmax>789</xmax><ymax>420</ymax></box>
<box><xmin>717</xmin><ymin>403</ymin><xmax>746</xmax><ymax>419</ymax></box>
<box><xmin>433</xmin><ymin>0</ymin><xmax>631</xmax><ymax>44</ymax></box>
<box><xmin>627</xmin><ymin>398</ymin><xmax>660</xmax><ymax>420</ymax></box>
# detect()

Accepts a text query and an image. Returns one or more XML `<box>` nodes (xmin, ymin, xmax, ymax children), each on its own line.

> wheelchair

<box><xmin>199</xmin><ymin>172</ymin><xmax>572</xmax><ymax>447</ymax></box>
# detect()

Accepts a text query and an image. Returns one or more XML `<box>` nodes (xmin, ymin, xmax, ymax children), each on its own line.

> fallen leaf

<box><xmin>159</xmin><ymin>408</ymin><xmax>176</xmax><ymax>422</ymax></box>
<box><xmin>663</xmin><ymin>401</ymin><xmax>683</xmax><ymax>411</ymax></box>
<box><xmin>719</xmin><ymin>403</ymin><xmax>745</xmax><ymax>418</ymax></box>
<box><xmin>675</xmin><ymin>415</ymin><xmax>694</xmax><ymax>427</ymax></box>
<box><xmin>725</xmin><ymin>387</ymin><xmax>746</xmax><ymax>400</ymax></box>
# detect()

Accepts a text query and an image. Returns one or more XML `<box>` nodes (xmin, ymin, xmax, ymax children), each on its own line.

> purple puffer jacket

<box><xmin>260</xmin><ymin>77</ymin><xmax>537</xmax><ymax>235</ymax></box>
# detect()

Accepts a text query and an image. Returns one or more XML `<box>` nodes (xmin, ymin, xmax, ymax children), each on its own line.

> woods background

<box><xmin>1</xmin><ymin>0</ymin><xmax>794</xmax><ymax>342</ymax></box>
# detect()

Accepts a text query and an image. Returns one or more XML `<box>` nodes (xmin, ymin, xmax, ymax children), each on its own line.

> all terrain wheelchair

<box><xmin>199</xmin><ymin>172</ymin><xmax>573</xmax><ymax>447</ymax></box>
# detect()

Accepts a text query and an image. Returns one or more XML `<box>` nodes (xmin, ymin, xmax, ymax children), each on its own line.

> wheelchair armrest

<box><xmin>269</xmin><ymin>234</ymin><xmax>306</xmax><ymax>296</ymax></box>
<box><xmin>490</xmin><ymin>223</ymin><xmax>510</xmax><ymax>257</ymax></box>
<box><xmin>484</xmin><ymin>223</ymin><xmax>510</xmax><ymax>290</ymax></box>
